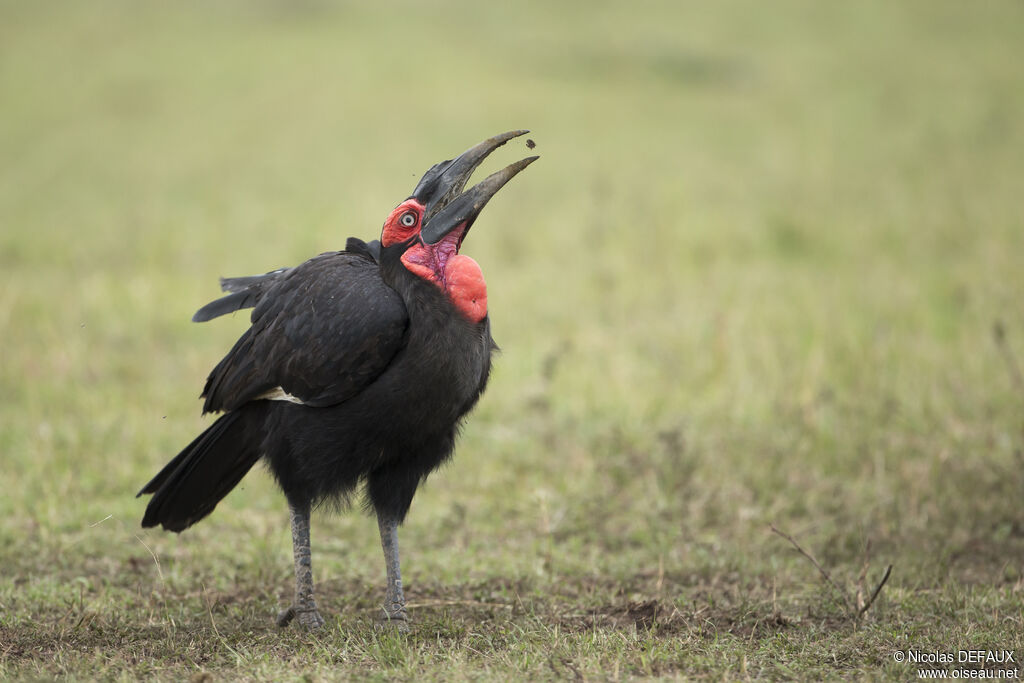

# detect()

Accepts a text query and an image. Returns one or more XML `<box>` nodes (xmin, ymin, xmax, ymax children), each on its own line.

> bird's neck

<box><xmin>387</xmin><ymin>242</ymin><xmax>488</xmax><ymax>323</ymax></box>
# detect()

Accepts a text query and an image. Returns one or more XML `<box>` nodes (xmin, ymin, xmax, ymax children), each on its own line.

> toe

<box><xmin>377</xmin><ymin>612</ymin><xmax>410</xmax><ymax>633</ymax></box>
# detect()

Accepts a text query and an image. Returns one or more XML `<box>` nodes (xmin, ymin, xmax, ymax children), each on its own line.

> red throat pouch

<box><xmin>444</xmin><ymin>255</ymin><xmax>487</xmax><ymax>323</ymax></box>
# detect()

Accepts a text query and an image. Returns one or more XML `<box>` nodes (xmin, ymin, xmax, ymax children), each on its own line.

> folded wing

<box><xmin>200</xmin><ymin>244</ymin><xmax>407</xmax><ymax>413</ymax></box>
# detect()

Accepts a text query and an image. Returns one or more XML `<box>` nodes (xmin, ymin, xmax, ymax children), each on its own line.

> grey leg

<box><xmin>377</xmin><ymin>514</ymin><xmax>409</xmax><ymax>630</ymax></box>
<box><xmin>276</xmin><ymin>502</ymin><xmax>326</xmax><ymax>630</ymax></box>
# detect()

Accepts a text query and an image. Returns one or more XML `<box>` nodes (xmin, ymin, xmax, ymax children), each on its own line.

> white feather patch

<box><xmin>256</xmin><ymin>387</ymin><xmax>306</xmax><ymax>405</ymax></box>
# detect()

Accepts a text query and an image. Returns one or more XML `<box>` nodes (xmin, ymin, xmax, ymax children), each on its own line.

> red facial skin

<box><xmin>381</xmin><ymin>199</ymin><xmax>488</xmax><ymax>323</ymax></box>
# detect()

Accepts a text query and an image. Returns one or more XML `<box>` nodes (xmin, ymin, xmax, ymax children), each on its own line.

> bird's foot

<box><xmin>276</xmin><ymin>604</ymin><xmax>326</xmax><ymax>630</ymax></box>
<box><xmin>376</xmin><ymin>605</ymin><xmax>410</xmax><ymax>633</ymax></box>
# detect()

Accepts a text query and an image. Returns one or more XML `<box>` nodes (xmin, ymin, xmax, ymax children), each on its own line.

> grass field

<box><xmin>2</xmin><ymin>1</ymin><xmax>1023</xmax><ymax>680</ymax></box>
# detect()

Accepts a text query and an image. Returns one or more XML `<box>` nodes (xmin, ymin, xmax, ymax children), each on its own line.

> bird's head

<box><xmin>379</xmin><ymin>130</ymin><xmax>538</xmax><ymax>322</ymax></box>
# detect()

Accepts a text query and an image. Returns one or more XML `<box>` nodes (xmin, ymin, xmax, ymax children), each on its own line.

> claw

<box><xmin>276</xmin><ymin>604</ymin><xmax>325</xmax><ymax>630</ymax></box>
<box><xmin>276</xmin><ymin>605</ymin><xmax>296</xmax><ymax>627</ymax></box>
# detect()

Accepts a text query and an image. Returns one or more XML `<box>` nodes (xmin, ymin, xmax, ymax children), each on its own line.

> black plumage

<box><xmin>138</xmin><ymin>131</ymin><xmax>538</xmax><ymax>629</ymax></box>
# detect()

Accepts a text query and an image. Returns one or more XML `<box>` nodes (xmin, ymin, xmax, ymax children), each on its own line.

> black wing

<box><xmin>191</xmin><ymin>267</ymin><xmax>290</xmax><ymax>322</ymax></box>
<box><xmin>200</xmin><ymin>248</ymin><xmax>408</xmax><ymax>413</ymax></box>
<box><xmin>191</xmin><ymin>239</ymin><xmax>382</xmax><ymax>322</ymax></box>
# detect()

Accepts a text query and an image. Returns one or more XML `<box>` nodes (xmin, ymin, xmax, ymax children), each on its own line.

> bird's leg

<box><xmin>276</xmin><ymin>501</ymin><xmax>326</xmax><ymax>630</ymax></box>
<box><xmin>377</xmin><ymin>513</ymin><xmax>409</xmax><ymax>630</ymax></box>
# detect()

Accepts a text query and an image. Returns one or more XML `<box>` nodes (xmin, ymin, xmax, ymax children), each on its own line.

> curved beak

<box><xmin>421</xmin><ymin>156</ymin><xmax>538</xmax><ymax>245</ymax></box>
<box><xmin>413</xmin><ymin>130</ymin><xmax>539</xmax><ymax>245</ymax></box>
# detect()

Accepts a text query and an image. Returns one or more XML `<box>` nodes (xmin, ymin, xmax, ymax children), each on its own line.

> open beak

<box><xmin>413</xmin><ymin>130</ymin><xmax>539</xmax><ymax>245</ymax></box>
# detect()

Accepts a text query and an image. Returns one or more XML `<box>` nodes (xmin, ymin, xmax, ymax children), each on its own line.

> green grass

<box><xmin>2</xmin><ymin>1</ymin><xmax>1024</xmax><ymax>679</ymax></box>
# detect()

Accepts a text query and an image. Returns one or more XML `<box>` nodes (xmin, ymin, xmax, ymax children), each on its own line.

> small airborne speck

<box><xmin>526</xmin><ymin>139</ymin><xmax>536</xmax><ymax>149</ymax></box>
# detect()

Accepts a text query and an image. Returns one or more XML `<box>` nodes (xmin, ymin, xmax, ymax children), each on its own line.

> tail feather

<box><xmin>139</xmin><ymin>406</ymin><xmax>265</xmax><ymax>532</ymax></box>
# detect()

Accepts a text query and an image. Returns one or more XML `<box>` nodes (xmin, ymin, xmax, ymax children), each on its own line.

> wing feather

<box><xmin>200</xmin><ymin>250</ymin><xmax>407</xmax><ymax>413</ymax></box>
<box><xmin>191</xmin><ymin>239</ymin><xmax>380</xmax><ymax>323</ymax></box>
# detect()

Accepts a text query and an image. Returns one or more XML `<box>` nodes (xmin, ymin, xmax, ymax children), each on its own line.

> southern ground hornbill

<box><xmin>138</xmin><ymin>131</ymin><xmax>538</xmax><ymax>630</ymax></box>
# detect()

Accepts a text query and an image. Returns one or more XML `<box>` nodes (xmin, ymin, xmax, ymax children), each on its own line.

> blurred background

<box><xmin>1</xmin><ymin>0</ymin><xmax>1022</xmax><ymax>677</ymax></box>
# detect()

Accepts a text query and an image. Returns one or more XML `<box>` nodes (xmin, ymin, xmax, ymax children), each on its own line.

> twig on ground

<box><xmin>858</xmin><ymin>564</ymin><xmax>892</xmax><ymax>618</ymax></box>
<box><xmin>770</xmin><ymin>524</ymin><xmax>851</xmax><ymax>612</ymax></box>
<box><xmin>770</xmin><ymin>524</ymin><xmax>893</xmax><ymax>620</ymax></box>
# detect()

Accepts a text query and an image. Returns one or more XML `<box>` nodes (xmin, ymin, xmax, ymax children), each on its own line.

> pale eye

<box><xmin>400</xmin><ymin>211</ymin><xmax>417</xmax><ymax>227</ymax></box>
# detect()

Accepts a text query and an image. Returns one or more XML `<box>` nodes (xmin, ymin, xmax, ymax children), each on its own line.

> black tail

<box><xmin>138</xmin><ymin>406</ymin><xmax>265</xmax><ymax>532</ymax></box>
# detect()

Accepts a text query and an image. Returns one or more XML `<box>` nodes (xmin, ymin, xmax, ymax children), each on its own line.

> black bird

<box><xmin>138</xmin><ymin>131</ymin><xmax>538</xmax><ymax>630</ymax></box>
